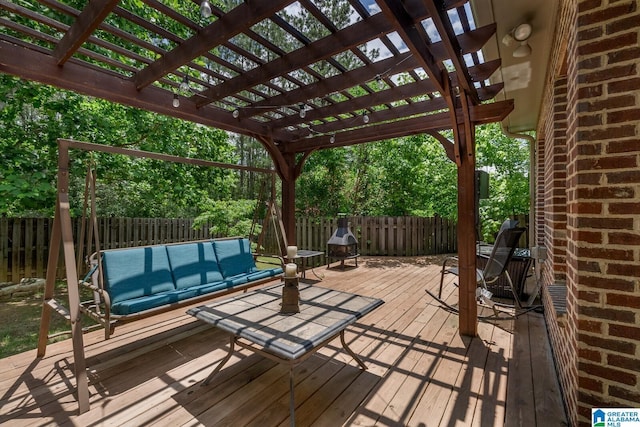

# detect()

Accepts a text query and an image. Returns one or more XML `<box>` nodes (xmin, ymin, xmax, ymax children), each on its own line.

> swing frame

<box><xmin>37</xmin><ymin>138</ymin><xmax>279</xmax><ymax>414</ymax></box>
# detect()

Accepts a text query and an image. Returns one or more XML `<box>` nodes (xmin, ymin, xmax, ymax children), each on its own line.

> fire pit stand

<box><xmin>326</xmin><ymin>216</ymin><xmax>360</xmax><ymax>269</ymax></box>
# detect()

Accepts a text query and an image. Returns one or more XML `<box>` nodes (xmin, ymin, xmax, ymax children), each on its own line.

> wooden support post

<box><xmin>281</xmin><ymin>153</ymin><xmax>297</xmax><ymax>246</ymax></box>
<box><xmin>455</xmin><ymin>118</ymin><xmax>478</xmax><ymax>337</ymax></box>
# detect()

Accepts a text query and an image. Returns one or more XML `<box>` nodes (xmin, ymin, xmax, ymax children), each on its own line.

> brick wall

<box><xmin>537</xmin><ymin>0</ymin><xmax>640</xmax><ymax>425</ymax></box>
<box><xmin>536</xmin><ymin>1</ymin><xmax>579</xmax><ymax>425</ymax></box>
<box><xmin>573</xmin><ymin>0</ymin><xmax>640</xmax><ymax>424</ymax></box>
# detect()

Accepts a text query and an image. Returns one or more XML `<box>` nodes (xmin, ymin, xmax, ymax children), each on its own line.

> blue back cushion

<box><xmin>102</xmin><ymin>246</ymin><xmax>175</xmax><ymax>304</ymax></box>
<box><xmin>166</xmin><ymin>242</ymin><xmax>224</xmax><ymax>289</ymax></box>
<box><xmin>212</xmin><ymin>238</ymin><xmax>256</xmax><ymax>278</ymax></box>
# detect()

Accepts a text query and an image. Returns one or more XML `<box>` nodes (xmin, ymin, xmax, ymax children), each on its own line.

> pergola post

<box><xmin>455</xmin><ymin>123</ymin><xmax>478</xmax><ymax>336</ymax></box>
<box><xmin>280</xmin><ymin>152</ymin><xmax>297</xmax><ymax>246</ymax></box>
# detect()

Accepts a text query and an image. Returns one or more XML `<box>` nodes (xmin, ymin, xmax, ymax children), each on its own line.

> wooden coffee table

<box><xmin>187</xmin><ymin>283</ymin><xmax>384</xmax><ymax>426</ymax></box>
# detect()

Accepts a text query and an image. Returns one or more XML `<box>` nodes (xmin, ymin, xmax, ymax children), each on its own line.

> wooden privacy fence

<box><xmin>296</xmin><ymin>216</ymin><xmax>457</xmax><ymax>257</ymax></box>
<box><xmin>1</xmin><ymin>216</ymin><xmax>458</xmax><ymax>283</ymax></box>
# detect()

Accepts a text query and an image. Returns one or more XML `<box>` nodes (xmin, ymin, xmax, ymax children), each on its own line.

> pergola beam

<box><xmin>0</xmin><ymin>40</ymin><xmax>267</xmax><ymax>137</ymax></box>
<box><xmin>282</xmin><ymin>100</ymin><xmax>514</xmax><ymax>152</ymax></box>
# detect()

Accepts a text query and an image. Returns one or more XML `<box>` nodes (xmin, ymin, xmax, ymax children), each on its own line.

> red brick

<box><xmin>608</xmin><ymin>77</ymin><xmax>640</xmax><ymax>93</ymax></box>
<box><xmin>607</xmin><ymin>12</ymin><xmax>640</xmax><ymax>34</ymax></box>
<box><xmin>578</xmin><ymin>0</ymin><xmax>602</xmax><ymax>13</ymax></box>
<box><xmin>579</xmin><ymin>289</ymin><xmax>602</xmax><ymax>303</ymax></box>
<box><xmin>576</xmin><ymin>186</ymin><xmax>635</xmax><ymax>200</ymax></box>
<box><xmin>608</xmin><ymin>354</ymin><xmax>640</xmax><ymax>372</ymax></box>
<box><xmin>578</xmin><ymin>259</ymin><xmax>602</xmax><ymax>272</ymax></box>
<box><xmin>609</xmin><ymin>202</ymin><xmax>640</xmax><ymax>215</ymax></box>
<box><xmin>578</xmin><ymin>125</ymin><xmax>636</xmax><ymax>141</ymax></box>
<box><xmin>607</xmin><ymin>139</ymin><xmax>640</xmax><ymax>153</ymax></box>
<box><xmin>579</xmin><ymin>32</ymin><xmax>637</xmax><ymax>55</ymax></box>
<box><xmin>607</xmin><ymin>230</ymin><xmax>640</xmax><ymax>244</ymax></box>
<box><xmin>578</xmin><ymin>155</ymin><xmax>637</xmax><ymax>169</ymax></box>
<box><xmin>577</xmin><ymin>230</ymin><xmax>603</xmax><ymax>243</ymax></box>
<box><xmin>577</xmin><ymin>389</ymin><xmax>606</xmax><ymax>408</ymax></box>
<box><xmin>578</xmin><ymin>113</ymin><xmax>602</xmax><ymax>126</ymax></box>
<box><xmin>580</xmin><ymin>306</ymin><xmax>636</xmax><ymax>325</ymax></box>
<box><xmin>609</xmin><ymin>385</ymin><xmax>640</xmax><ymax>404</ymax></box>
<box><xmin>577</xmin><ymin>202</ymin><xmax>604</xmax><ymax>214</ymax></box>
<box><xmin>581</xmin><ymin>275</ymin><xmax>635</xmax><ymax>292</ymax></box>
<box><xmin>579</xmin><ymin>3</ymin><xmax>637</xmax><ymax>26</ymax></box>
<box><xmin>609</xmin><ymin>46</ymin><xmax>640</xmax><ymax>64</ymax></box>
<box><xmin>606</xmin><ymin>291</ymin><xmax>640</xmax><ymax>308</ymax></box>
<box><xmin>579</xmin><ymin>56</ymin><xmax>603</xmax><ymax>69</ymax></box>
<box><xmin>578</xmin><ymin>319</ymin><xmax>603</xmax><ymax>334</ymax></box>
<box><xmin>578</xmin><ymin>94</ymin><xmax>635</xmax><ymax>112</ymax></box>
<box><xmin>611</xmin><ymin>168</ymin><xmax>640</xmax><ymax>183</ymax></box>
<box><xmin>578</xmin><ymin>376</ymin><xmax>603</xmax><ymax>393</ymax></box>
<box><xmin>609</xmin><ymin>323</ymin><xmax>640</xmax><ymax>339</ymax></box>
<box><xmin>580</xmin><ymin>246</ymin><xmax>635</xmax><ymax>261</ymax></box>
<box><xmin>576</xmin><ymin>173</ymin><xmax>602</xmax><ymax>185</ymax></box>
<box><xmin>578</xmin><ymin>83</ymin><xmax>603</xmax><ymax>98</ymax></box>
<box><xmin>579</xmin><ymin>64</ymin><xmax>636</xmax><ymax>84</ymax></box>
<box><xmin>577</xmin><ymin>143</ymin><xmax>603</xmax><ymax>156</ymax></box>
<box><xmin>608</xmin><ymin>108</ymin><xmax>640</xmax><ymax>124</ymax></box>
<box><xmin>579</xmin><ymin>26</ymin><xmax>604</xmax><ymax>41</ymax></box>
<box><xmin>580</xmin><ymin>362</ymin><xmax>637</xmax><ymax>384</ymax></box>
<box><xmin>579</xmin><ymin>347</ymin><xmax>603</xmax><ymax>363</ymax></box>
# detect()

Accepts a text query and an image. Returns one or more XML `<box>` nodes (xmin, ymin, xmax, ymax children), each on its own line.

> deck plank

<box><xmin>0</xmin><ymin>256</ymin><xmax>567</xmax><ymax>426</ymax></box>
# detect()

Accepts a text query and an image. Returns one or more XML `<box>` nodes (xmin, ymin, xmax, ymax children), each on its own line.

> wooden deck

<box><xmin>0</xmin><ymin>256</ymin><xmax>567</xmax><ymax>426</ymax></box>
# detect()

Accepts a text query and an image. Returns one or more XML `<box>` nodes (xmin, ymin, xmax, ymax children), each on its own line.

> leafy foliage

<box><xmin>475</xmin><ymin>124</ymin><xmax>531</xmax><ymax>240</ymax></box>
<box><xmin>194</xmin><ymin>198</ymin><xmax>258</xmax><ymax>237</ymax></box>
<box><xmin>0</xmin><ymin>75</ymin><xmax>235</xmax><ymax>218</ymax></box>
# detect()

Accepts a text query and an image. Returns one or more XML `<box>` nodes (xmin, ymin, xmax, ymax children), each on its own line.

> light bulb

<box><xmin>513</xmin><ymin>23</ymin><xmax>532</xmax><ymax>42</ymax></box>
<box><xmin>180</xmin><ymin>75</ymin><xmax>189</xmax><ymax>92</ymax></box>
<box><xmin>330</xmin><ymin>134</ymin><xmax>336</xmax><ymax>144</ymax></box>
<box><xmin>200</xmin><ymin>0</ymin><xmax>212</xmax><ymax>18</ymax></box>
<box><xmin>363</xmin><ymin>112</ymin><xmax>370</xmax><ymax>123</ymax></box>
<box><xmin>232</xmin><ymin>109</ymin><xmax>239</xmax><ymax>118</ymax></box>
<box><xmin>299</xmin><ymin>104</ymin><xmax>306</xmax><ymax>118</ymax></box>
<box><xmin>513</xmin><ymin>42</ymin><xmax>532</xmax><ymax>58</ymax></box>
<box><xmin>172</xmin><ymin>93</ymin><xmax>180</xmax><ymax>108</ymax></box>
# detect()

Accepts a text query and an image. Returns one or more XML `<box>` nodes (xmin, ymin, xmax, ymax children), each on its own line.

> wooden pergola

<box><xmin>0</xmin><ymin>0</ymin><xmax>512</xmax><ymax>349</ymax></box>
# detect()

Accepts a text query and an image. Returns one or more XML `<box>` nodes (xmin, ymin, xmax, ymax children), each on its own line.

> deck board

<box><xmin>0</xmin><ymin>256</ymin><xmax>567</xmax><ymax>426</ymax></box>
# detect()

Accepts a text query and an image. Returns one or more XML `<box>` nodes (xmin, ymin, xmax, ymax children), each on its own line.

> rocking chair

<box><xmin>426</xmin><ymin>226</ymin><xmax>527</xmax><ymax>317</ymax></box>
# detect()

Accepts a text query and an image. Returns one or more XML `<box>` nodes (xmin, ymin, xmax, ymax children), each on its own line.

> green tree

<box><xmin>0</xmin><ymin>76</ymin><xmax>236</xmax><ymax>218</ymax></box>
<box><xmin>476</xmin><ymin>123</ymin><xmax>531</xmax><ymax>240</ymax></box>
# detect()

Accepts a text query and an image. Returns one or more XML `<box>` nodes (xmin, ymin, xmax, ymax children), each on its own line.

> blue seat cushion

<box><xmin>246</xmin><ymin>267</ymin><xmax>283</xmax><ymax>282</ymax></box>
<box><xmin>102</xmin><ymin>246</ymin><xmax>175</xmax><ymax>304</ymax></box>
<box><xmin>111</xmin><ymin>288</ymin><xmax>198</xmax><ymax>315</ymax></box>
<box><xmin>166</xmin><ymin>242</ymin><xmax>224</xmax><ymax>290</ymax></box>
<box><xmin>188</xmin><ymin>281</ymin><xmax>234</xmax><ymax>296</ymax></box>
<box><xmin>212</xmin><ymin>238</ymin><xmax>256</xmax><ymax>278</ymax></box>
